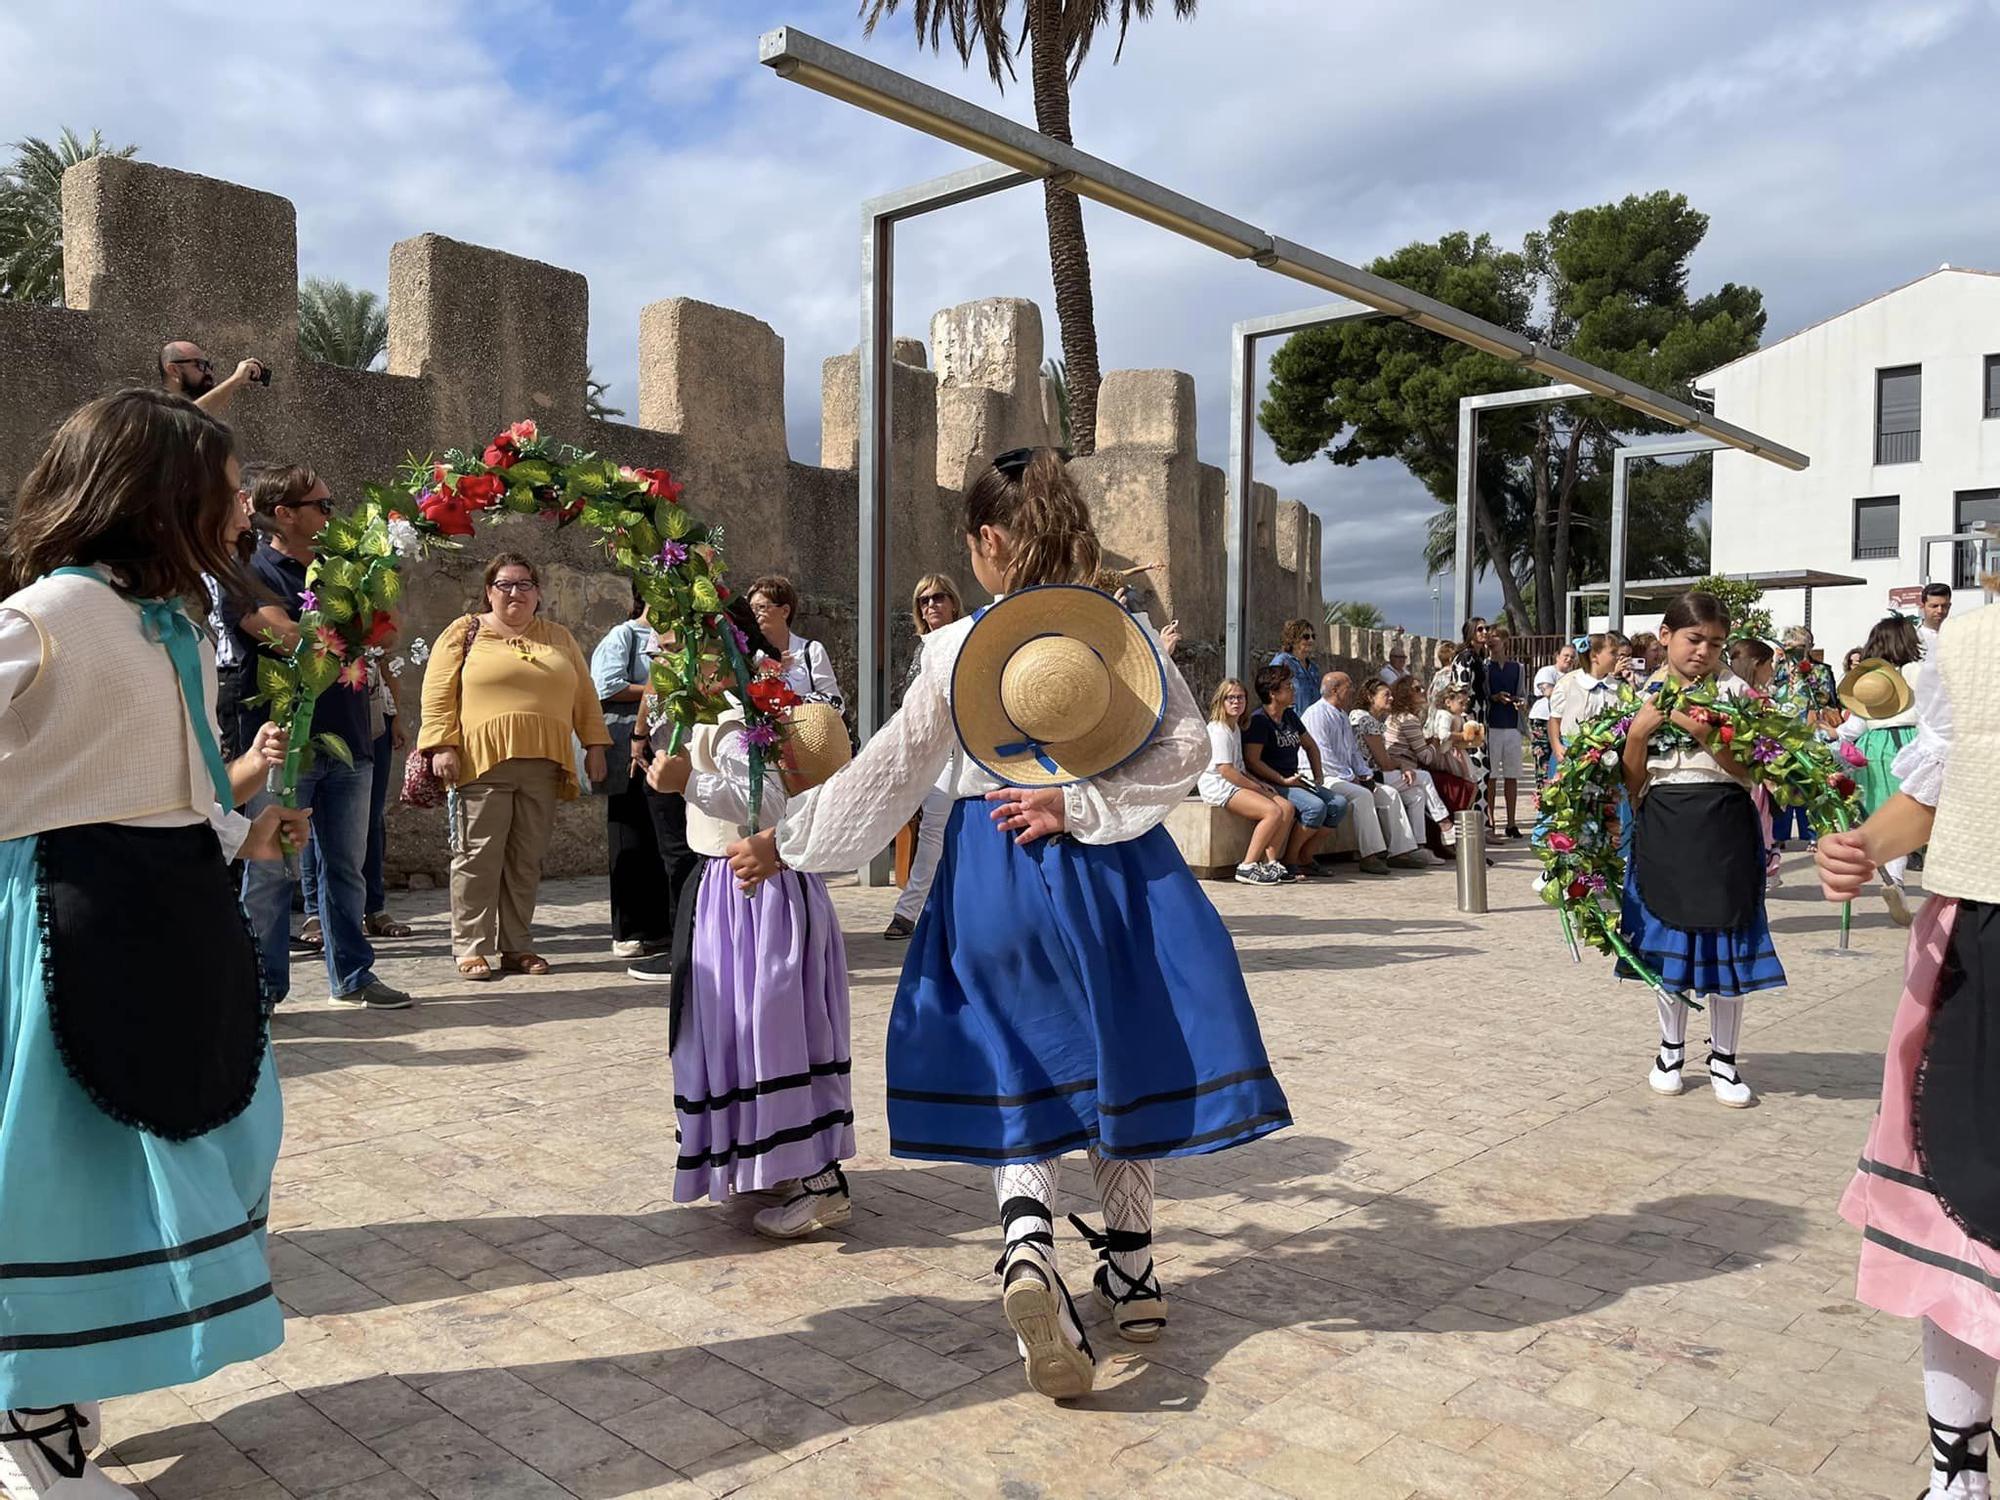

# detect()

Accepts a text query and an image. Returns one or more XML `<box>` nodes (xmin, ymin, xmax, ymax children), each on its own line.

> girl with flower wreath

<box><xmin>641</xmin><ymin>604</ymin><xmax>858</xmax><ymax>1240</ymax></box>
<box><xmin>1818</xmin><ymin>602</ymin><xmax>2000</xmax><ymax>1500</ymax></box>
<box><xmin>1621</xmin><ymin>589</ymin><xmax>1784</xmax><ymax>1110</ymax></box>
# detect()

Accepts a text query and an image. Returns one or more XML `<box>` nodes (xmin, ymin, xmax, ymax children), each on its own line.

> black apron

<box><xmin>37</xmin><ymin>821</ymin><xmax>269</xmax><ymax>1140</ymax></box>
<box><xmin>1917</xmin><ymin>900</ymin><xmax>2000</xmax><ymax>1247</ymax></box>
<box><xmin>1634</xmin><ymin>781</ymin><xmax>1763</xmax><ymax>933</ymax></box>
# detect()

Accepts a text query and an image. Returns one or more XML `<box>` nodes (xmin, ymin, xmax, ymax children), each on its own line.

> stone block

<box><xmin>387</xmin><ymin>232</ymin><xmax>587</xmax><ymax>446</ymax></box>
<box><xmin>1095</xmin><ymin>369</ymin><xmax>1196</xmax><ymax>453</ymax></box>
<box><xmin>932</xmin><ymin>298</ymin><xmax>1056</xmax><ymax>493</ymax></box>
<box><xmin>1165</xmin><ymin>794</ymin><xmax>1357</xmax><ymax>879</ymax></box>
<box><xmin>635</xmin><ymin>297</ymin><xmax>789</xmax><ymax>577</ymax></box>
<box><xmin>817</xmin><ymin>348</ymin><xmax>938</xmax><ymax>483</ymax></box>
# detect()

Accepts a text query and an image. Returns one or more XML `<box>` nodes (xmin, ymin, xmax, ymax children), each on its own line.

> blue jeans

<box><xmin>302</xmin><ymin>726</ymin><xmax>394</xmax><ymax>918</ymax></box>
<box><xmin>244</xmin><ymin>759</ymin><xmax>377</xmax><ymax>999</ymax></box>
<box><xmin>1772</xmin><ymin>804</ymin><xmax>1815</xmax><ymax>845</ymax></box>
<box><xmin>1285</xmin><ymin>784</ymin><xmax>1348</xmax><ymax>829</ymax></box>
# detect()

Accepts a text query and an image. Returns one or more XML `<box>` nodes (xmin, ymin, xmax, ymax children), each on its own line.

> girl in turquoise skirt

<box><xmin>1835</xmin><ymin>614</ymin><xmax>1923</xmax><ymax>927</ymax></box>
<box><xmin>0</xmin><ymin>390</ymin><xmax>309</xmax><ymax>1497</ymax></box>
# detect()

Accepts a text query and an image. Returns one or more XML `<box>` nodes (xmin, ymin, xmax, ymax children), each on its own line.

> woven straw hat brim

<box><xmin>1836</xmin><ymin>658</ymin><xmax>1914</xmax><ymax>721</ymax></box>
<box><xmin>784</xmin><ymin>703</ymin><xmax>852</xmax><ymax>791</ymax></box>
<box><xmin>952</xmin><ymin>584</ymin><xmax>1166</xmax><ymax>789</ymax></box>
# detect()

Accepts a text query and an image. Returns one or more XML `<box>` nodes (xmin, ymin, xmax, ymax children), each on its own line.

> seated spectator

<box><xmin>1197</xmin><ymin>677</ymin><xmax>1297</xmax><ymax>886</ymax></box>
<box><xmin>1386</xmin><ymin>677</ymin><xmax>1475</xmax><ymax>832</ymax></box>
<box><xmin>1300</xmin><ymin>671</ymin><xmax>1431</xmax><ymax>874</ymax></box>
<box><xmin>1351</xmin><ymin>676</ymin><xmax>1452</xmax><ymax>858</ymax></box>
<box><xmin>1244</xmin><ymin>664</ymin><xmax>1346</xmax><ymax>880</ymax></box>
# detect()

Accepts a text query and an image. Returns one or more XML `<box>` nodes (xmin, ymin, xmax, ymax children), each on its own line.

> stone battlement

<box><xmin>0</xmin><ymin>158</ymin><xmax>1323</xmax><ymax>882</ymax></box>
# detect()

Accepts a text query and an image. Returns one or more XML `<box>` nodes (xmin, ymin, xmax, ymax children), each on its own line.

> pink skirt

<box><xmin>1838</xmin><ymin>897</ymin><xmax>2000</xmax><ymax>1357</ymax></box>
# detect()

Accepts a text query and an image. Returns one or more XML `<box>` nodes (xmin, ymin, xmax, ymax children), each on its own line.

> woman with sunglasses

<box><xmin>884</xmin><ymin>573</ymin><xmax>965</xmax><ymax>940</ymax></box>
<box><xmin>1269</xmin><ymin>617</ymin><xmax>1322</xmax><ymax>717</ymax></box>
<box><xmin>418</xmin><ymin>554</ymin><xmax>611</xmax><ymax>981</ymax></box>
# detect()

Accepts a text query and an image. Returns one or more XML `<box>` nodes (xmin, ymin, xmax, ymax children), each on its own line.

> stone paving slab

<box><xmin>85</xmin><ymin>843</ymin><xmax>1938</xmax><ymax>1499</ymax></box>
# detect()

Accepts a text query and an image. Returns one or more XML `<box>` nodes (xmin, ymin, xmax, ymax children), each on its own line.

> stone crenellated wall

<box><xmin>0</xmin><ymin>157</ymin><xmax>1324</xmax><ymax>883</ymax></box>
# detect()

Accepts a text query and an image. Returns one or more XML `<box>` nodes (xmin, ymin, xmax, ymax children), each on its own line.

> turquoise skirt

<box><xmin>0</xmin><ymin>834</ymin><xmax>284</xmax><ymax>1408</ymax></box>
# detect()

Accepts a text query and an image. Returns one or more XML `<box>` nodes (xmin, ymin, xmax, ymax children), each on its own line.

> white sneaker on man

<box><xmin>0</xmin><ymin>1407</ymin><xmax>128</xmax><ymax>1496</ymax></box>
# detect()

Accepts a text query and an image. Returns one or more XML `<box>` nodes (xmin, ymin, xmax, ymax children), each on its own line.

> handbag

<box><xmin>400</xmin><ymin>616</ymin><xmax>480</xmax><ymax>809</ymax></box>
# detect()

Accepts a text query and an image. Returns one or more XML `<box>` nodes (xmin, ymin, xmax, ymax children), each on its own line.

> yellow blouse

<box><xmin>417</xmin><ymin>614</ymin><xmax>611</xmax><ymax>798</ymax></box>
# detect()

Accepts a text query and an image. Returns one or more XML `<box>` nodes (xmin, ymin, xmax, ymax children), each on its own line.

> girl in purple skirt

<box><xmin>645</xmin><ymin>676</ymin><xmax>856</xmax><ymax>1240</ymax></box>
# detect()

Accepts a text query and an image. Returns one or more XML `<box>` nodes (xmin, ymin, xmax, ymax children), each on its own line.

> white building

<box><xmin>1703</xmin><ymin>265</ymin><xmax>2000</xmax><ymax>656</ymax></box>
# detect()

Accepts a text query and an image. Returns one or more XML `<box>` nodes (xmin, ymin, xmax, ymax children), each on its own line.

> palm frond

<box><xmin>0</xmin><ymin>127</ymin><xmax>138</xmax><ymax>304</ymax></box>
<box><xmin>298</xmin><ymin>276</ymin><xmax>389</xmax><ymax>370</ymax></box>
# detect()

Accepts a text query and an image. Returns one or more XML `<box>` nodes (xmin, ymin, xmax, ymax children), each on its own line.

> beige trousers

<box><xmin>450</xmin><ymin>756</ymin><xmax>562</xmax><ymax>958</ymax></box>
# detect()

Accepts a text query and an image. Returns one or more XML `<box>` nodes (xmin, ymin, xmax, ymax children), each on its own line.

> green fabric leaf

<box><xmin>506</xmin><ymin>459</ymin><xmax>553</xmax><ymax>486</ymax></box>
<box><xmin>316</xmin><ymin>586</ymin><xmax>357</xmax><ymax>624</ymax></box>
<box><xmin>312</xmin><ymin>732</ymin><xmax>355</xmax><ymax>768</ymax></box>
<box><xmin>320</xmin><ymin>516</ymin><xmax>361</xmax><ymax>554</ymax></box>
<box><xmin>299</xmin><ymin>653</ymin><xmax>341</xmax><ymax>694</ymax></box>
<box><xmin>661</xmin><ymin>505</ymin><xmax>693</xmax><ymax>540</ymax></box>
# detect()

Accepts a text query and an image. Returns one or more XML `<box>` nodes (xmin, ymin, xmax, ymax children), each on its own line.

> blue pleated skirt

<box><xmin>0</xmin><ymin>835</ymin><xmax>284</xmax><ymax>1408</ymax></box>
<box><xmin>1615</xmin><ymin>859</ymin><xmax>1787</xmax><ymax>1000</ymax></box>
<box><xmin>885</xmin><ymin>800</ymin><xmax>1292</xmax><ymax>1164</ymax></box>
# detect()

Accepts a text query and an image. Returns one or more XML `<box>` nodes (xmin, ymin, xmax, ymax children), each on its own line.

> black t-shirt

<box><xmin>1244</xmin><ymin>706</ymin><xmax>1305</xmax><ymax>779</ymax></box>
<box><xmin>242</xmin><ymin>543</ymin><xmax>374</xmax><ymax>757</ymax></box>
<box><xmin>1486</xmin><ymin>659</ymin><xmax>1526</xmax><ymax>730</ymax></box>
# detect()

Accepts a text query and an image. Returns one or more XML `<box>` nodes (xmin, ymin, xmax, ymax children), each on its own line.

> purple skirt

<box><xmin>671</xmin><ymin>859</ymin><xmax>855</xmax><ymax>1203</ymax></box>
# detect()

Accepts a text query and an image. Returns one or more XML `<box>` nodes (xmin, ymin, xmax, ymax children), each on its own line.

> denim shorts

<box><xmin>1285</xmin><ymin>785</ymin><xmax>1347</xmax><ymax>829</ymax></box>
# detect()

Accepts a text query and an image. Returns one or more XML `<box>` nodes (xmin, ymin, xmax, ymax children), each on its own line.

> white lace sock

<box><xmin>1707</xmin><ymin>995</ymin><xmax>1744</xmax><ymax>1075</ymax></box>
<box><xmin>1924</xmin><ymin>1318</ymin><xmax>1996</xmax><ymax>1497</ymax></box>
<box><xmin>993</xmin><ymin>1159</ymin><xmax>1062</xmax><ymax>1284</ymax></box>
<box><xmin>1085</xmin><ymin>1150</ymin><xmax>1157</xmax><ymax>1289</ymax></box>
<box><xmin>1656</xmin><ymin>993</ymin><xmax>1689</xmax><ymax>1069</ymax></box>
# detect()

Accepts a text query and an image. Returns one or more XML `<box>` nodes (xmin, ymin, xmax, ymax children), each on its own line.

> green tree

<box><xmin>1042</xmin><ymin>356</ymin><xmax>1070</xmax><ymax>447</ymax></box>
<box><xmin>1325</xmin><ymin>599</ymin><xmax>1387</xmax><ymax>629</ymax></box>
<box><xmin>586</xmin><ymin>367</ymin><xmax>624</xmax><ymax>421</ymax></box>
<box><xmin>298</xmin><ymin>276</ymin><xmax>388</xmax><ymax>369</ymax></box>
<box><xmin>1261</xmin><ymin>192</ymin><xmax>1764</xmax><ymax>634</ymax></box>
<box><xmin>1690</xmin><ymin>573</ymin><xmax>1773</xmax><ymax>640</ymax></box>
<box><xmin>861</xmin><ymin>0</ymin><xmax>1200</xmax><ymax>455</ymax></box>
<box><xmin>0</xmin><ymin>128</ymin><xmax>138</xmax><ymax>304</ymax></box>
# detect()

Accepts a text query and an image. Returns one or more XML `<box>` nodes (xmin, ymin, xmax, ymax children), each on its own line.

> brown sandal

<box><xmin>501</xmin><ymin>952</ymin><xmax>550</xmax><ymax>976</ymax></box>
<box><xmin>365</xmin><ymin>912</ymin><xmax>414</xmax><ymax>938</ymax></box>
<box><xmin>457</xmin><ymin>956</ymin><xmax>497</xmax><ymax>981</ymax></box>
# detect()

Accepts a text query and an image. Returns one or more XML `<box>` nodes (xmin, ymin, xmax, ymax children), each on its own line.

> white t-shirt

<box><xmin>1529</xmin><ymin>664</ymin><xmax>1562</xmax><ymax>722</ymax></box>
<box><xmin>1197</xmin><ymin>720</ymin><xmax>1244</xmax><ymax>807</ymax></box>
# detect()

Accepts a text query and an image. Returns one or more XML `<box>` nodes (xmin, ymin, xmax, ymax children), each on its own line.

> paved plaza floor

<box><xmin>96</xmin><ymin>842</ymin><xmax>1937</xmax><ymax>1499</ymax></box>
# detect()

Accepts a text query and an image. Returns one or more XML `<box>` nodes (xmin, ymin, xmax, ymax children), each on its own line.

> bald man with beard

<box><xmin>159</xmin><ymin>340</ymin><xmax>267</xmax><ymax>416</ymax></box>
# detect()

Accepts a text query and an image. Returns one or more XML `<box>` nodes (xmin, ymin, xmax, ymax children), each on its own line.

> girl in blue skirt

<box><xmin>0</xmin><ymin>390</ymin><xmax>309</xmax><ymax>1497</ymax></box>
<box><xmin>727</xmin><ymin>448</ymin><xmax>1290</xmax><ymax>1400</ymax></box>
<box><xmin>1619</xmin><ymin>590</ymin><xmax>1784</xmax><ymax>1110</ymax></box>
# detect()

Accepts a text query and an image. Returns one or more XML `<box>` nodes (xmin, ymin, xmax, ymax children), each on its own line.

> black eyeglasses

<box><xmin>917</xmin><ymin>592</ymin><xmax>954</xmax><ymax>609</ymax></box>
<box><xmin>170</xmin><ymin>357</ymin><xmax>214</xmax><ymax>373</ymax></box>
<box><xmin>993</xmin><ymin>446</ymin><xmax>1072</xmax><ymax>478</ymax></box>
<box><xmin>279</xmin><ymin>498</ymin><xmax>333</xmax><ymax>515</ymax></box>
<box><xmin>491</xmin><ymin>579</ymin><xmax>539</xmax><ymax>596</ymax></box>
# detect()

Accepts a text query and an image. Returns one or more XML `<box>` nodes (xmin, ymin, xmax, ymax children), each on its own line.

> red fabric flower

<box><xmin>1565</xmin><ymin>879</ymin><xmax>1589</xmax><ymax>901</ymax></box>
<box><xmin>633</xmin><ymin>467</ymin><xmax>684</xmax><ymax>503</ymax></box>
<box><xmin>363</xmin><ymin>611</ymin><xmax>398</xmax><ymax>649</ymax></box>
<box><xmin>483</xmin><ymin>442</ymin><xmax>518</xmax><ymax>469</ymax></box>
<box><xmin>746</xmin><ymin>677</ymin><xmax>802</xmax><ymax>714</ymax></box>
<box><xmin>1831</xmin><ymin>773</ymin><xmax>1857</xmax><ymax>798</ymax></box>
<box><xmin>457</xmin><ymin>473</ymin><xmax>507</xmax><ymax>509</ymax></box>
<box><xmin>432</xmin><ymin>462</ymin><xmax>454</xmax><ymax>489</ymax></box>
<box><xmin>1717</xmin><ymin>724</ymin><xmax>1735</xmax><ymax>746</ymax></box>
<box><xmin>419</xmin><ymin>490</ymin><xmax>475</xmax><ymax>537</ymax></box>
<box><xmin>508</xmin><ymin>419</ymin><xmax>538</xmax><ymax>444</ymax></box>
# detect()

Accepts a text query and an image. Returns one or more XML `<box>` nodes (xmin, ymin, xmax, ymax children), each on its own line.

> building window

<box><xmin>1876</xmin><ymin>364</ymin><xmax>1921</xmax><ymax>464</ymax></box>
<box><xmin>1986</xmin><ymin>354</ymin><xmax>2000</xmax><ymax>419</ymax></box>
<box><xmin>1853</xmin><ymin>496</ymin><xmax>1899</xmax><ymax>560</ymax></box>
<box><xmin>1956</xmin><ymin>489</ymin><xmax>2000</xmax><ymax>588</ymax></box>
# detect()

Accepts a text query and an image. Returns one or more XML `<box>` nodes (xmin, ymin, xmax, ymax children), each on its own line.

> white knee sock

<box><xmin>1085</xmin><ymin>1150</ymin><xmax>1157</xmax><ymax>1290</ymax></box>
<box><xmin>1708</xmin><ymin>996</ymin><xmax>1743</xmax><ymax>1074</ymax></box>
<box><xmin>1925</xmin><ymin>1318</ymin><xmax>1996</xmax><ymax>1496</ymax></box>
<box><xmin>1656</xmin><ymin>994</ymin><xmax>1689</xmax><ymax>1066</ymax></box>
<box><xmin>993</xmin><ymin>1159</ymin><xmax>1061</xmax><ymax>1282</ymax></box>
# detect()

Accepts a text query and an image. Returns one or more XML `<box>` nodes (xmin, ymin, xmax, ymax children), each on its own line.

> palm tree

<box><xmin>586</xmin><ymin>366</ymin><xmax>625</xmax><ymax>421</ymax></box>
<box><xmin>298</xmin><ymin>277</ymin><xmax>388</xmax><ymax>369</ymax></box>
<box><xmin>0</xmin><ymin>128</ymin><xmax>138</xmax><ymax>304</ymax></box>
<box><xmin>861</xmin><ymin>0</ymin><xmax>1200</xmax><ymax>455</ymax></box>
<box><xmin>1326</xmin><ymin>600</ymin><xmax>1388</xmax><ymax>630</ymax></box>
<box><xmin>1042</xmin><ymin>356</ymin><xmax>1070</xmax><ymax>447</ymax></box>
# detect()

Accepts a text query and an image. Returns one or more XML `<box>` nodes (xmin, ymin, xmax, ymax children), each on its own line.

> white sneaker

<box><xmin>0</xmin><ymin>1407</ymin><xmax>129</xmax><ymax>1496</ymax></box>
<box><xmin>1233</xmin><ymin>863</ymin><xmax>1266</xmax><ymax>885</ymax></box>
<box><xmin>1708</xmin><ymin>1051</ymin><xmax>1756</xmax><ymax>1108</ymax></box>
<box><xmin>611</xmin><ymin>939</ymin><xmax>647</xmax><ymax>959</ymax></box>
<box><xmin>751</xmin><ymin>1173</ymin><xmax>853</xmax><ymax>1240</ymax></box>
<box><xmin>1648</xmin><ymin>1045</ymin><xmax>1686</xmax><ymax>1096</ymax></box>
<box><xmin>1882</xmin><ymin>883</ymin><xmax>1914</xmax><ymax>928</ymax></box>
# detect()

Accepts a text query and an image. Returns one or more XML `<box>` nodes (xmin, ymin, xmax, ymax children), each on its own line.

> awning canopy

<box><xmin>1570</xmin><ymin>568</ymin><xmax>1868</xmax><ymax>601</ymax></box>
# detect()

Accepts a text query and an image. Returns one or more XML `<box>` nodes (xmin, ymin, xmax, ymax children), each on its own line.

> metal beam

<box><xmin>1226</xmin><ymin>299</ymin><xmax>1376</xmax><ymax>680</ymax></box>
<box><xmin>763</xmin><ymin>25</ymin><xmax>1810</xmax><ymax>473</ymax></box>
<box><xmin>1453</xmin><ymin>386</ymin><xmax>1588</xmax><ymax>637</ymax></box>
<box><xmin>855</xmin><ymin>161</ymin><xmax>1031</xmax><ymax>883</ymax></box>
<box><xmin>1606</xmin><ymin>435</ymin><xmax>1728</xmax><ymax>630</ymax></box>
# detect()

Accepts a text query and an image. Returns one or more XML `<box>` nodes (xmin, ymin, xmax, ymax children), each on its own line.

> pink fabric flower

<box><xmin>338</xmin><ymin>659</ymin><xmax>369</xmax><ymax>692</ymax></box>
<box><xmin>313</xmin><ymin>625</ymin><xmax>349</xmax><ymax>658</ymax></box>
<box><xmin>1838</xmin><ymin>739</ymin><xmax>1868</xmax><ymax>767</ymax></box>
<box><xmin>1546</xmin><ymin>832</ymin><xmax>1575</xmax><ymax>853</ymax></box>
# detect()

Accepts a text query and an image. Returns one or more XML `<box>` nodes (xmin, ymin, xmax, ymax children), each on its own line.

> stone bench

<box><xmin>1167</xmin><ymin>793</ymin><xmax>1360</xmax><ymax>880</ymax></box>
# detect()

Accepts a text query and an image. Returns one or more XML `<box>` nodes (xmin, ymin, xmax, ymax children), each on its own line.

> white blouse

<box><xmin>685</xmin><ymin>723</ymin><xmax>790</xmax><ymax>833</ymax></box>
<box><xmin>1643</xmin><ymin>673</ymin><xmax>1747</xmax><ymax>789</ymax></box>
<box><xmin>774</xmin><ymin>610</ymin><xmax>1205</xmax><ymax>871</ymax></box>
<box><xmin>0</xmin><ymin>608</ymin><xmax>252</xmax><ymax>859</ymax></box>
<box><xmin>1891</xmin><ymin>657</ymin><xmax>1954</xmax><ymax>808</ymax></box>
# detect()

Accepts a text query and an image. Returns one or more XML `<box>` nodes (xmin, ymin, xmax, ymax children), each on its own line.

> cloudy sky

<box><xmin>7</xmin><ymin>0</ymin><xmax>1995</xmax><ymax>630</ymax></box>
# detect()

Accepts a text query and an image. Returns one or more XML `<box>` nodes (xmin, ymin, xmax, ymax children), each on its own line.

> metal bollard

<box><xmin>1454</xmin><ymin>810</ymin><xmax>1487</xmax><ymax>913</ymax></box>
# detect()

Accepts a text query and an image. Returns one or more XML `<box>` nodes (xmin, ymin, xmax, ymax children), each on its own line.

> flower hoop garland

<box><xmin>254</xmin><ymin>419</ymin><xmax>790</xmax><ymax>828</ymax></box>
<box><xmin>1531</xmin><ymin>677</ymin><xmax>1864</xmax><ymax>999</ymax></box>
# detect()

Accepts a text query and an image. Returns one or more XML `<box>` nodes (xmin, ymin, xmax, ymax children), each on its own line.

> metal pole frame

<box><xmin>1606</xmin><ymin>434</ymin><xmax>1729</xmax><ymax>630</ymax></box>
<box><xmin>1226</xmin><ymin>300</ymin><xmax>1377</xmax><ymax>681</ymax></box>
<box><xmin>1919</xmin><ymin>528</ymin><xmax>2000</xmax><ymax>592</ymax></box>
<box><xmin>1452</xmin><ymin>385</ymin><xmax>1588</xmax><ymax>638</ymax></box>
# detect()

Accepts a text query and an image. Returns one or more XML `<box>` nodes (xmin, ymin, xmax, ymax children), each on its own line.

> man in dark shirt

<box><xmin>1484</xmin><ymin>626</ymin><xmax>1528</xmax><ymax>839</ymax></box>
<box><xmin>1243</xmin><ymin>664</ymin><xmax>1347</xmax><ymax>878</ymax></box>
<box><xmin>234</xmin><ymin>465</ymin><xmax>412</xmax><ymax>1012</ymax></box>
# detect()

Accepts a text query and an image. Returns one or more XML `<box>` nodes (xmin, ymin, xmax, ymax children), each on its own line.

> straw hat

<box><xmin>782</xmin><ymin>702</ymin><xmax>852</xmax><ymax>791</ymax></box>
<box><xmin>952</xmin><ymin>584</ymin><xmax>1167</xmax><ymax>788</ymax></box>
<box><xmin>1837</xmin><ymin>658</ymin><xmax>1914</xmax><ymax>721</ymax></box>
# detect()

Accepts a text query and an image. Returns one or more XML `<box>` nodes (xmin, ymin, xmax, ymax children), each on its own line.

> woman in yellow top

<box><xmin>419</xmin><ymin>553</ymin><xmax>611</xmax><ymax>980</ymax></box>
